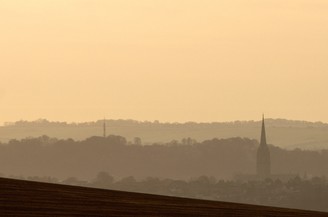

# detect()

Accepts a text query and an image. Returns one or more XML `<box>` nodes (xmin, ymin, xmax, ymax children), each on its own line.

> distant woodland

<box><xmin>1</xmin><ymin>135</ymin><xmax>328</xmax><ymax>181</ymax></box>
<box><xmin>2</xmin><ymin>134</ymin><xmax>328</xmax><ymax>212</ymax></box>
<box><xmin>1</xmin><ymin>119</ymin><xmax>328</xmax><ymax>149</ymax></box>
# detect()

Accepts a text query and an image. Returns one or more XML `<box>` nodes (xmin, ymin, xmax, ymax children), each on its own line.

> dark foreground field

<box><xmin>0</xmin><ymin>178</ymin><xmax>327</xmax><ymax>217</ymax></box>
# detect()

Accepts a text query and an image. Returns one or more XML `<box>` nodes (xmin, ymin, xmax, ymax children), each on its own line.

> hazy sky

<box><xmin>1</xmin><ymin>0</ymin><xmax>328</xmax><ymax>124</ymax></box>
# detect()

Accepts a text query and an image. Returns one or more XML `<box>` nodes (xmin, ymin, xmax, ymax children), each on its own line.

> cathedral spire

<box><xmin>103</xmin><ymin>118</ymin><xmax>106</xmax><ymax>138</ymax></box>
<box><xmin>260</xmin><ymin>114</ymin><xmax>267</xmax><ymax>146</ymax></box>
<box><xmin>257</xmin><ymin>114</ymin><xmax>271</xmax><ymax>178</ymax></box>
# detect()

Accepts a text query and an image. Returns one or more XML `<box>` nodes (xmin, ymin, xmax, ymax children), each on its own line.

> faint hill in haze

<box><xmin>1</xmin><ymin>118</ymin><xmax>328</xmax><ymax>149</ymax></box>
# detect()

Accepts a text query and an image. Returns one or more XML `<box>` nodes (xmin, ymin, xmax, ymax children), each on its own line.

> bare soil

<box><xmin>0</xmin><ymin>177</ymin><xmax>327</xmax><ymax>217</ymax></box>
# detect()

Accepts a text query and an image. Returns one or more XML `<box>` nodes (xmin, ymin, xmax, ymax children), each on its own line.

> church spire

<box><xmin>103</xmin><ymin>118</ymin><xmax>106</xmax><ymax>138</ymax></box>
<box><xmin>260</xmin><ymin>114</ymin><xmax>267</xmax><ymax>146</ymax></box>
<box><xmin>257</xmin><ymin>114</ymin><xmax>271</xmax><ymax>178</ymax></box>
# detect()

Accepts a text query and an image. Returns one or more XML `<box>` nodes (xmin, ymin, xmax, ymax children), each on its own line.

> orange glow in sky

<box><xmin>1</xmin><ymin>0</ymin><xmax>328</xmax><ymax>123</ymax></box>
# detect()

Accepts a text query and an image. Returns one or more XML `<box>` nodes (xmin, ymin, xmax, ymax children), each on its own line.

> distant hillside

<box><xmin>1</xmin><ymin>119</ymin><xmax>328</xmax><ymax>149</ymax></box>
<box><xmin>1</xmin><ymin>136</ymin><xmax>328</xmax><ymax>180</ymax></box>
<box><xmin>0</xmin><ymin>177</ymin><xmax>327</xmax><ymax>217</ymax></box>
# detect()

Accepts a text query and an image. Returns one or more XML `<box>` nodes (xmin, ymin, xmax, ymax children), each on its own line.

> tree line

<box><xmin>0</xmin><ymin>135</ymin><xmax>328</xmax><ymax>180</ymax></box>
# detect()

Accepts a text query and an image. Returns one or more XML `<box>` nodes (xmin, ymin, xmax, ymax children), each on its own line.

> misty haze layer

<box><xmin>1</xmin><ymin>135</ymin><xmax>328</xmax><ymax>181</ymax></box>
<box><xmin>1</xmin><ymin>119</ymin><xmax>328</xmax><ymax>149</ymax></box>
<box><xmin>1</xmin><ymin>1</ymin><xmax>328</xmax><ymax>123</ymax></box>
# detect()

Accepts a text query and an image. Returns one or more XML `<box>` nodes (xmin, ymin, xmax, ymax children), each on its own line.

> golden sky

<box><xmin>1</xmin><ymin>0</ymin><xmax>328</xmax><ymax>123</ymax></box>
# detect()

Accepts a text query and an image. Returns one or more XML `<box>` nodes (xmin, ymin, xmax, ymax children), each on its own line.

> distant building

<box><xmin>235</xmin><ymin>115</ymin><xmax>297</xmax><ymax>182</ymax></box>
<box><xmin>103</xmin><ymin>118</ymin><xmax>106</xmax><ymax>138</ymax></box>
<box><xmin>256</xmin><ymin>115</ymin><xmax>271</xmax><ymax>178</ymax></box>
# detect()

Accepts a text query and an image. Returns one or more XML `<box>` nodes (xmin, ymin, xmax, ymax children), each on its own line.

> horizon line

<box><xmin>1</xmin><ymin>117</ymin><xmax>327</xmax><ymax>126</ymax></box>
